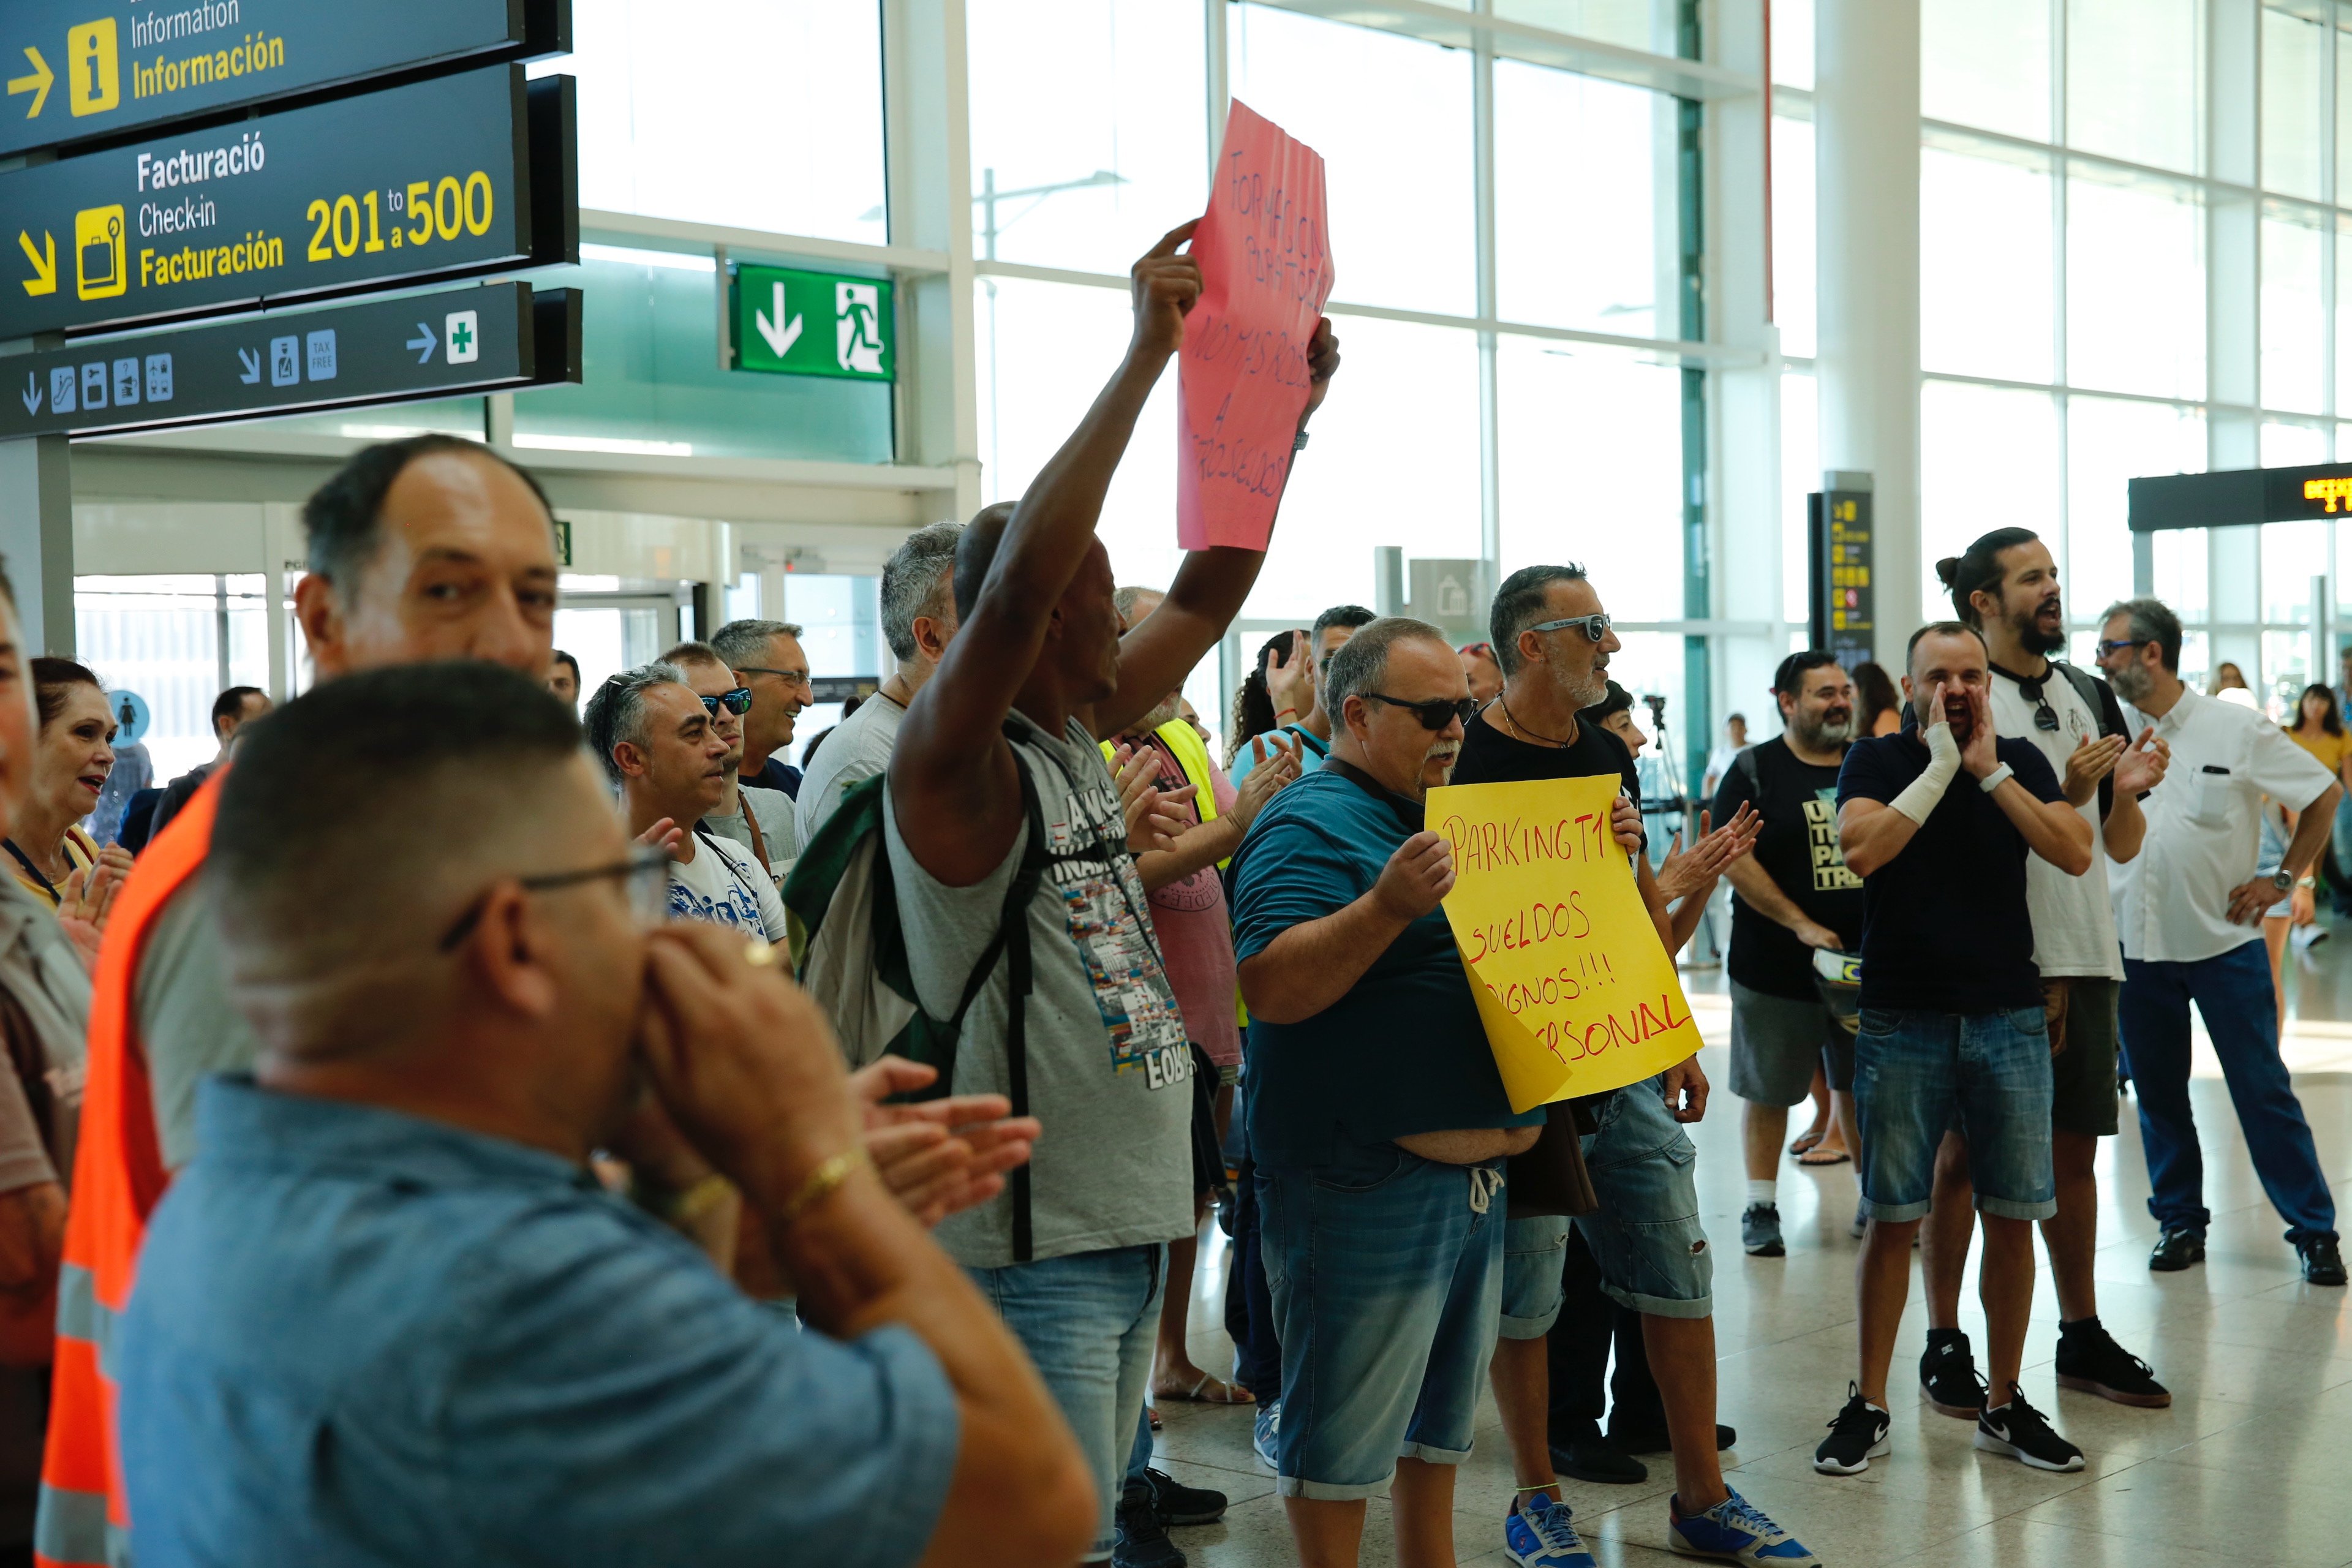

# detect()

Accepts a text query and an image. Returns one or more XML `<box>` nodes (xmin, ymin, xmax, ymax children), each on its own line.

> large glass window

<box><xmin>1920</xmin><ymin>143</ymin><xmax>2054</xmax><ymax>383</ymax></box>
<box><xmin>2067</xmin><ymin>0</ymin><xmax>2203</xmax><ymax>173</ymax></box>
<box><xmin>2265</xmin><ymin>4</ymin><xmax>2328</xmax><ymax>202</ymax></box>
<box><xmin>1921</xmin><ymin>0</ymin><xmax>2051</xmax><ymax>141</ymax></box>
<box><xmin>967</xmin><ymin>0</ymin><xmax>1207</xmax><ymax>274</ymax></box>
<box><xmin>1772</xmin><ymin>115</ymin><xmax>1817</xmax><ymax>359</ymax></box>
<box><xmin>1919</xmin><ymin>380</ymin><xmax>2061</xmax><ymax>611</ymax></box>
<box><xmin>1495</xmin><ymin>62</ymin><xmax>1668</xmax><ymax>337</ymax></box>
<box><xmin>1230</xmin><ymin>7</ymin><xmax>1476</xmax><ymax>315</ymax></box>
<box><xmin>2065</xmin><ymin>397</ymin><xmax>2206</xmax><ymax>617</ymax></box>
<box><xmin>2262</xmin><ymin>206</ymin><xmax>2329</xmax><ymax>414</ymax></box>
<box><xmin>76</xmin><ymin>575</ymin><xmax>271</xmax><ymax>785</ymax></box>
<box><xmin>558</xmin><ymin>0</ymin><xmax>886</xmax><ymax>243</ymax></box>
<box><xmin>2065</xmin><ymin>167</ymin><xmax>2206</xmax><ymax>401</ymax></box>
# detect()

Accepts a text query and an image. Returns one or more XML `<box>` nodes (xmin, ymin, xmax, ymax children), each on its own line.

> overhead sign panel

<box><xmin>0</xmin><ymin>64</ymin><xmax>575</xmax><ymax>339</ymax></box>
<box><xmin>729</xmin><ymin>263</ymin><xmax>894</xmax><ymax>381</ymax></box>
<box><xmin>2128</xmin><ymin>461</ymin><xmax>2352</xmax><ymax>532</ymax></box>
<box><xmin>0</xmin><ymin>282</ymin><xmax>581</xmax><ymax>439</ymax></box>
<box><xmin>0</xmin><ymin>0</ymin><xmax>568</xmax><ymax>158</ymax></box>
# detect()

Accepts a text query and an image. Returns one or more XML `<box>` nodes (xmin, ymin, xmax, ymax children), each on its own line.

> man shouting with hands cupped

<box><xmin>1816</xmin><ymin>622</ymin><xmax>2095</xmax><ymax>1484</ymax></box>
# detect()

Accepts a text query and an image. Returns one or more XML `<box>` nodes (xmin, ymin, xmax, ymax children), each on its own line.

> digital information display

<box><xmin>0</xmin><ymin>64</ymin><xmax>575</xmax><ymax>338</ymax></box>
<box><xmin>1809</xmin><ymin>487</ymin><xmax>1874</xmax><ymax>671</ymax></box>
<box><xmin>0</xmin><ymin>282</ymin><xmax>580</xmax><ymax>439</ymax></box>
<box><xmin>0</xmin><ymin>0</ymin><xmax>566</xmax><ymax>157</ymax></box>
<box><xmin>2130</xmin><ymin>461</ymin><xmax>2352</xmax><ymax>532</ymax></box>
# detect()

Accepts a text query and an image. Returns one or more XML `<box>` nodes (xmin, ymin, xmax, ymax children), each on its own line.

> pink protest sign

<box><xmin>1177</xmin><ymin>100</ymin><xmax>1336</xmax><ymax>551</ymax></box>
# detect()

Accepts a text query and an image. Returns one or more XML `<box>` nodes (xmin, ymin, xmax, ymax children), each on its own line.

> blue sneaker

<box><xmin>1252</xmin><ymin>1400</ymin><xmax>1280</xmax><ymax>1471</ymax></box>
<box><xmin>1667</xmin><ymin>1488</ymin><xmax>1819</xmax><ymax>1565</ymax></box>
<box><xmin>1504</xmin><ymin>1492</ymin><xmax>1596</xmax><ymax>1567</ymax></box>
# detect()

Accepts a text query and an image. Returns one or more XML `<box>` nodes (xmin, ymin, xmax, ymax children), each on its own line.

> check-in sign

<box><xmin>0</xmin><ymin>64</ymin><xmax>576</xmax><ymax>338</ymax></box>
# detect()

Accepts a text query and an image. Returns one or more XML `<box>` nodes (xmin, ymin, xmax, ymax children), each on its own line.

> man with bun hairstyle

<box><xmin>1921</xmin><ymin>530</ymin><xmax>2172</xmax><ymax>1413</ymax></box>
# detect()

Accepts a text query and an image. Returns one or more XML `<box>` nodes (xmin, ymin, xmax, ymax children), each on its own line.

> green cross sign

<box><xmin>450</xmin><ymin>318</ymin><xmax>475</xmax><ymax>356</ymax></box>
<box><xmin>731</xmin><ymin>263</ymin><xmax>893</xmax><ymax>382</ymax></box>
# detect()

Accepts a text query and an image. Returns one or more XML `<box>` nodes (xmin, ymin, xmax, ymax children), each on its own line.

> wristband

<box><xmin>633</xmin><ymin>1170</ymin><xmax>732</xmax><ymax>1227</ymax></box>
<box><xmin>1888</xmin><ymin>724</ymin><xmax>1959</xmax><ymax>826</ymax></box>
<box><xmin>1977</xmin><ymin>761</ymin><xmax>2015</xmax><ymax>794</ymax></box>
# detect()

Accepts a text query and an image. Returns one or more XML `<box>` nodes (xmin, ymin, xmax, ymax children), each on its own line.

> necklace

<box><xmin>1498</xmin><ymin>695</ymin><xmax>1573</xmax><ymax>748</ymax></box>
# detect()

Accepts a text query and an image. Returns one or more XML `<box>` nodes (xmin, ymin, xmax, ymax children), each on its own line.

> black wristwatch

<box><xmin>2272</xmin><ymin>868</ymin><xmax>2296</xmax><ymax>893</ymax></box>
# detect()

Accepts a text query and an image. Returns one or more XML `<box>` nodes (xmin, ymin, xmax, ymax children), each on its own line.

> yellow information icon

<box><xmin>67</xmin><ymin>20</ymin><xmax>117</xmax><ymax>118</ymax></box>
<box><xmin>74</xmin><ymin>205</ymin><xmax>123</xmax><ymax>300</ymax></box>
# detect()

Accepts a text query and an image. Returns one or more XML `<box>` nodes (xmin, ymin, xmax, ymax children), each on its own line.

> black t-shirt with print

<box><xmin>1710</xmin><ymin>737</ymin><xmax>1865</xmax><ymax>1000</ymax></box>
<box><xmin>1450</xmin><ymin>709</ymin><xmax>1643</xmax><ymax>826</ymax></box>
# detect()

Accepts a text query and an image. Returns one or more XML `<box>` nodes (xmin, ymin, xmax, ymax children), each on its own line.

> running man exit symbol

<box><xmin>836</xmin><ymin>282</ymin><xmax>882</xmax><ymax>375</ymax></box>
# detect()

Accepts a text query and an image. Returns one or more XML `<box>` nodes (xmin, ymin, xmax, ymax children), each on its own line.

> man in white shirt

<box><xmin>584</xmin><ymin>663</ymin><xmax>785</xmax><ymax>943</ymax></box>
<box><xmin>796</xmin><ymin>521</ymin><xmax>962</xmax><ymax>843</ymax></box>
<box><xmin>1700</xmin><ymin>712</ymin><xmax>1749</xmax><ymax>802</ymax></box>
<box><xmin>2096</xmin><ymin>597</ymin><xmax>2346</xmax><ymax>1287</ymax></box>
<box><xmin>1921</xmin><ymin>529</ymin><xmax>2172</xmax><ymax>1412</ymax></box>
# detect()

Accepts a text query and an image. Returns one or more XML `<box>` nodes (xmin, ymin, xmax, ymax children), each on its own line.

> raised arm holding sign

<box><xmin>1178</xmin><ymin>99</ymin><xmax>1337</xmax><ymax>549</ymax></box>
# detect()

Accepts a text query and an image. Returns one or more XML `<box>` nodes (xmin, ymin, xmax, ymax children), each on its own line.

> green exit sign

<box><xmin>731</xmin><ymin>263</ymin><xmax>894</xmax><ymax>382</ymax></box>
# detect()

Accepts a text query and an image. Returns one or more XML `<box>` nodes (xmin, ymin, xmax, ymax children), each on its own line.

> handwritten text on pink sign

<box><xmin>1178</xmin><ymin>100</ymin><xmax>1335</xmax><ymax>551</ymax></box>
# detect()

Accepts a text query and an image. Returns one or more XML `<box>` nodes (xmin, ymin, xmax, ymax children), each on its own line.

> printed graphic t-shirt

<box><xmin>885</xmin><ymin>711</ymin><xmax>1194</xmax><ymax>1268</ymax></box>
<box><xmin>668</xmin><ymin>831</ymin><xmax>786</xmax><ymax>942</ymax></box>
<box><xmin>1709</xmin><ymin>739</ymin><xmax>1863</xmax><ymax>1000</ymax></box>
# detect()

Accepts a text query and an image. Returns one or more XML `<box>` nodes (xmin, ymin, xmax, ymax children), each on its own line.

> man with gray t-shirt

<box><xmin>886</xmin><ymin>225</ymin><xmax>1338</xmax><ymax>1564</ymax></box>
<box><xmin>798</xmin><ymin>521</ymin><xmax>962</xmax><ymax>843</ymax></box>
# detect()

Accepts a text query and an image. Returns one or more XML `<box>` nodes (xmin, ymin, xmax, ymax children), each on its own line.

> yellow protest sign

<box><xmin>1426</xmin><ymin>774</ymin><xmax>1703</xmax><ymax>1113</ymax></box>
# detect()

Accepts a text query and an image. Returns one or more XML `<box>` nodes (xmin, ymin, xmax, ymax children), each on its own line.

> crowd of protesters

<box><xmin>0</xmin><ymin>225</ymin><xmax>2327</xmax><ymax>1568</ymax></box>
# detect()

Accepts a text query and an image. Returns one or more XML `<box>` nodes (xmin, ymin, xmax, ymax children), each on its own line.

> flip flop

<box><xmin>1153</xmin><ymin>1373</ymin><xmax>1256</xmax><ymax>1406</ymax></box>
<box><xmin>1797</xmin><ymin>1145</ymin><xmax>1852</xmax><ymax>1167</ymax></box>
<box><xmin>1789</xmin><ymin>1129</ymin><xmax>1828</xmax><ymax>1156</ymax></box>
<box><xmin>1148</xmin><ymin>1406</ymin><xmax>1162</xmax><ymax>1431</ymax></box>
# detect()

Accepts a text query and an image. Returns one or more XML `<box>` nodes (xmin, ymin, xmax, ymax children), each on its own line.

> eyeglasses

<box><xmin>736</xmin><ymin>666</ymin><xmax>811</xmax><ymax>690</ymax></box>
<box><xmin>1360</xmin><ymin>693</ymin><xmax>1479</xmax><ymax>731</ymax></box>
<box><xmin>435</xmin><ymin>846</ymin><xmax>673</xmax><ymax>952</ymax></box>
<box><xmin>1527</xmin><ymin>613</ymin><xmax>1613</xmax><ymax>644</ymax></box>
<box><xmin>2095</xmin><ymin>638</ymin><xmax>2149</xmax><ymax>659</ymax></box>
<box><xmin>700</xmin><ymin>687</ymin><xmax>753</xmax><ymax>717</ymax></box>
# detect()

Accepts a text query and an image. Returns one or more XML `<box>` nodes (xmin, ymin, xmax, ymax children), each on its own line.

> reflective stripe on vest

<box><xmin>1099</xmin><ymin>719</ymin><xmax>1221</xmax><ymax>825</ymax></box>
<box><xmin>36</xmin><ymin>774</ymin><xmax>222</xmax><ymax>1568</ymax></box>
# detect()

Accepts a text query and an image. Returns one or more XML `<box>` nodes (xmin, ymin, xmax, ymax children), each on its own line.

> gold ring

<box><xmin>743</xmin><ymin>937</ymin><xmax>778</xmax><ymax>968</ymax></box>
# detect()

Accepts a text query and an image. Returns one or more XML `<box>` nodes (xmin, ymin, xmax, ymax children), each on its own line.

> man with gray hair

<box><xmin>797</xmin><ymin>521</ymin><xmax>962</xmax><ymax>840</ymax></box>
<box><xmin>1232</xmin><ymin>617</ymin><xmax>1557</xmax><ymax>1568</ymax></box>
<box><xmin>2095</xmin><ymin>597</ymin><xmax>2346</xmax><ymax>1286</ymax></box>
<box><xmin>587</xmin><ymin>663</ymin><xmax>785</xmax><ymax>942</ymax></box>
<box><xmin>711</xmin><ymin>618</ymin><xmax>815</xmax><ymax>799</ymax></box>
<box><xmin>663</xmin><ymin>641</ymin><xmax>799</xmax><ymax>885</ymax></box>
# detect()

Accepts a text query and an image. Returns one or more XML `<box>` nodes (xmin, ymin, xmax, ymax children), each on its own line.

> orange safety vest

<box><xmin>34</xmin><ymin>774</ymin><xmax>221</xmax><ymax>1568</ymax></box>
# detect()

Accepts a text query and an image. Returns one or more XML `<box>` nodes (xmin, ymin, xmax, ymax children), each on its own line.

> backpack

<box><xmin>782</xmin><ymin>726</ymin><xmax>1053</xmax><ymax>1258</ymax></box>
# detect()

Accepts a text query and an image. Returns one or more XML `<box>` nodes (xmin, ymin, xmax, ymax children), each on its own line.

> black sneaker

<box><xmin>1549</xmin><ymin>1420</ymin><xmax>1648</xmax><ymax>1485</ymax></box>
<box><xmin>1137</xmin><ymin>1466</ymin><xmax>1226</xmax><ymax>1527</ymax></box>
<box><xmin>1920</xmin><ymin>1327</ymin><xmax>1987</xmax><ymax>1419</ymax></box>
<box><xmin>1974</xmin><ymin>1384</ymin><xmax>2084</xmax><ymax>1472</ymax></box>
<box><xmin>2149</xmin><ymin>1226</ymin><xmax>2205</xmax><ymax>1272</ymax></box>
<box><xmin>1114</xmin><ymin>1480</ymin><xmax>1186</xmax><ymax>1568</ymax></box>
<box><xmin>1742</xmin><ymin>1202</ymin><xmax>1785</xmax><ymax>1257</ymax></box>
<box><xmin>2054</xmin><ymin>1317</ymin><xmax>2171</xmax><ymax>1408</ymax></box>
<box><xmin>2299</xmin><ymin>1235</ymin><xmax>2348</xmax><ymax>1286</ymax></box>
<box><xmin>1814</xmin><ymin>1384</ymin><xmax>1891</xmax><ymax>1476</ymax></box>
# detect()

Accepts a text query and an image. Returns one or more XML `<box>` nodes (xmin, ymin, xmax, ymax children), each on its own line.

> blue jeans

<box><xmin>2119</xmin><ymin>943</ymin><xmax>2339</xmax><ymax>1243</ymax></box>
<box><xmin>1257</xmin><ymin>1140</ymin><xmax>1506</xmax><ymax>1500</ymax></box>
<box><xmin>1574</xmin><ymin>1075</ymin><xmax>1714</xmax><ymax>1317</ymax></box>
<box><xmin>973</xmin><ymin>1244</ymin><xmax>1167</xmax><ymax>1561</ymax></box>
<box><xmin>1499</xmin><ymin>1214</ymin><xmax>1570</xmax><ymax>1339</ymax></box>
<box><xmin>1854</xmin><ymin>1006</ymin><xmax>2056</xmax><ymax>1223</ymax></box>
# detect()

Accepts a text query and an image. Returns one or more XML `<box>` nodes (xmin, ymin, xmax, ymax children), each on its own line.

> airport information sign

<box><xmin>0</xmin><ymin>64</ymin><xmax>575</xmax><ymax>339</ymax></box>
<box><xmin>0</xmin><ymin>0</ymin><xmax>565</xmax><ymax>157</ymax></box>
<box><xmin>0</xmin><ymin>282</ymin><xmax>580</xmax><ymax>439</ymax></box>
<box><xmin>731</xmin><ymin>263</ymin><xmax>894</xmax><ymax>382</ymax></box>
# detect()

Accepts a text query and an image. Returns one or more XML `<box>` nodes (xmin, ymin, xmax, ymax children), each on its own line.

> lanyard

<box><xmin>2</xmin><ymin>840</ymin><xmax>59</xmax><ymax>905</ymax></box>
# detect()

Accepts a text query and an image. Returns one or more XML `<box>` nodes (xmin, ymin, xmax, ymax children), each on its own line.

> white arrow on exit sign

<box><xmin>755</xmin><ymin>281</ymin><xmax>802</xmax><ymax>358</ymax></box>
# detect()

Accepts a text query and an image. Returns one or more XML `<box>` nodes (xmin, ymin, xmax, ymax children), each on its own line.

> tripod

<box><xmin>1640</xmin><ymin>693</ymin><xmax>1721</xmax><ymax>968</ymax></box>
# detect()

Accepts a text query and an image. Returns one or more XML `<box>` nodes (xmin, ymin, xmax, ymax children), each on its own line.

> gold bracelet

<box><xmin>781</xmin><ymin>1145</ymin><xmax>872</xmax><ymax>1227</ymax></box>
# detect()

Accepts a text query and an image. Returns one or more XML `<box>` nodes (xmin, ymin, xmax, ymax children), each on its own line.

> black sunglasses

<box><xmin>701</xmin><ymin>687</ymin><xmax>753</xmax><ymax>717</ymax></box>
<box><xmin>2013</xmin><ymin>675</ymin><xmax>2062</xmax><ymax>733</ymax></box>
<box><xmin>437</xmin><ymin>846</ymin><xmax>673</xmax><ymax>952</ymax></box>
<box><xmin>1360</xmin><ymin>693</ymin><xmax>1478</xmax><ymax>731</ymax></box>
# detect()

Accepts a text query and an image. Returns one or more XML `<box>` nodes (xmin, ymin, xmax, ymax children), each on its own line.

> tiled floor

<box><xmin>1147</xmin><ymin>944</ymin><xmax>2352</xmax><ymax>1566</ymax></box>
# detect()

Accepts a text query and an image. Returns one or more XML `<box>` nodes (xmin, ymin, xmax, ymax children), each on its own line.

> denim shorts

<box><xmin>971</xmin><ymin>1243</ymin><xmax>1166</xmax><ymax>1559</ymax></box>
<box><xmin>1257</xmin><ymin>1140</ymin><xmax>1506</xmax><ymax>1500</ymax></box>
<box><xmin>1573</xmin><ymin>1076</ymin><xmax>1713</xmax><ymax>1319</ymax></box>
<box><xmin>1499</xmin><ymin>1213</ymin><xmax>1570</xmax><ymax>1340</ymax></box>
<box><xmin>1854</xmin><ymin>1006</ymin><xmax>2056</xmax><ymax>1224</ymax></box>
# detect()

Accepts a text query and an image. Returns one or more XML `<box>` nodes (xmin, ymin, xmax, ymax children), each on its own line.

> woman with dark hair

<box><xmin>1850</xmin><ymin>660</ymin><xmax>1902</xmax><ymax>737</ymax></box>
<box><xmin>1226</xmin><ymin>630</ymin><xmax>1297</xmax><ymax>769</ymax></box>
<box><xmin>3</xmin><ymin>660</ymin><xmax>131</xmax><ymax>947</ymax></box>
